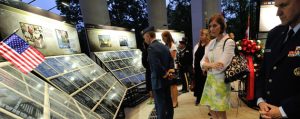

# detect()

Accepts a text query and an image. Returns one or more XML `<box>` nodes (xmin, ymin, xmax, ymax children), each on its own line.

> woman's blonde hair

<box><xmin>161</xmin><ymin>31</ymin><xmax>175</xmax><ymax>48</ymax></box>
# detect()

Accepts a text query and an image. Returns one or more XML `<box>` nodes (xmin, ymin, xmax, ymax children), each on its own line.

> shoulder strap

<box><xmin>222</xmin><ymin>38</ymin><xmax>231</xmax><ymax>52</ymax></box>
<box><xmin>222</xmin><ymin>38</ymin><xmax>238</xmax><ymax>55</ymax></box>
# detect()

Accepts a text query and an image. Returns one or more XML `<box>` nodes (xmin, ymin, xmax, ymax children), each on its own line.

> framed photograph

<box><xmin>115</xmin><ymin>51</ymin><xmax>126</xmax><ymax>59</ymax></box>
<box><xmin>63</xmin><ymin>72</ymin><xmax>87</xmax><ymax>88</ymax></box>
<box><xmin>108</xmin><ymin>52</ymin><xmax>120</xmax><ymax>60</ymax></box>
<box><xmin>44</xmin><ymin>58</ymin><xmax>66</xmax><ymax>73</ymax></box>
<box><xmin>82</xmin><ymin>86</ymin><xmax>102</xmax><ymax>102</ymax></box>
<box><xmin>99</xmin><ymin>98</ymin><xmax>117</xmax><ymax>114</ymax></box>
<box><xmin>50</xmin><ymin>111</ymin><xmax>64</xmax><ymax>119</ymax></box>
<box><xmin>98</xmin><ymin>35</ymin><xmax>112</xmax><ymax>47</ymax></box>
<box><xmin>114</xmin><ymin>83</ymin><xmax>126</xmax><ymax>93</ymax></box>
<box><xmin>122</xmin><ymin>51</ymin><xmax>133</xmax><ymax>57</ymax></box>
<box><xmin>103</xmin><ymin>73</ymin><xmax>117</xmax><ymax>85</ymax></box>
<box><xmin>19</xmin><ymin>22</ymin><xmax>44</xmax><ymax>49</ymax></box>
<box><xmin>0</xmin><ymin>88</ymin><xmax>44</xmax><ymax>119</ymax></box>
<box><xmin>119</xmin><ymin>68</ymin><xmax>129</xmax><ymax>77</ymax></box>
<box><xmin>111</xmin><ymin>70</ymin><xmax>125</xmax><ymax>79</ymax></box>
<box><xmin>90</xmin><ymin>82</ymin><xmax>107</xmax><ymax>96</ymax></box>
<box><xmin>122</xmin><ymin>59</ymin><xmax>132</xmax><ymax>66</ymax></box>
<box><xmin>94</xmin><ymin>106</ymin><xmax>113</xmax><ymax>119</ymax></box>
<box><xmin>95</xmin><ymin>52</ymin><xmax>108</xmax><ymax>61</ymax></box>
<box><xmin>51</xmin><ymin>76</ymin><xmax>78</xmax><ymax>94</ymax></box>
<box><xmin>129</xmin><ymin>50</ymin><xmax>137</xmax><ymax>57</ymax></box>
<box><xmin>49</xmin><ymin>98</ymin><xmax>81</xmax><ymax>118</ymax></box>
<box><xmin>55</xmin><ymin>29</ymin><xmax>71</xmax><ymax>49</ymax></box>
<box><xmin>55</xmin><ymin>56</ymin><xmax>74</xmax><ymax>70</ymax></box>
<box><xmin>106</xmin><ymin>90</ymin><xmax>121</xmax><ymax>105</ymax></box>
<box><xmin>106</xmin><ymin>90</ymin><xmax>121</xmax><ymax>106</ymax></box>
<box><xmin>34</xmin><ymin>62</ymin><xmax>58</xmax><ymax>78</ymax></box>
<box><xmin>119</xmin><ymin>36</ymin><xmax>128</xmax><ymax>47</ymax></box>
<box><xmin>129</xmin><ymin>75</ymin><xmax>141</xmax><ymax>84</ymax></box>
<box><xmin>137</xmin><ymin>73</ymin><xmax>146</xmax><ymax>81</ymax></box>
<box><xmin>121</xmin><ymin>78</ymin><xmax>133</xmax><ymax>87</ymax></box>
<box><xmin>105</xmin><ymin>61</ymin><xmax>119</xmax><ymax>70</ymax></box>
<box><xmin>113</xmin><ymin>60</ymin><xmax>125</xmax><ymax>69</ymax></box>
<box><xmin>95</xmin><ymin>79</ymin><xmax>110</xmax><ymax>89</ymax></box>
<box><xmin>86</xmin><ymin>65</ymin><xmax>105</xmax><ymax>78</ymax></box>
<box><xmin>73</xmin><ymin>92</ymin><xmax>96</xmax><ymax>109</ymax></box>
<box><xmin>131</xmin><ymin>67</ymin><xmax>140</xmax><ymax>74</ymax></box>
<box><xmin>78</xmin><ymin>68</ymin><xmax>94</xmax><ymax>83</ymax></box>
<box><xmin>78</xmin><ymin>55</ymin><xmax>94</xmax><ymax>65</ymax></box>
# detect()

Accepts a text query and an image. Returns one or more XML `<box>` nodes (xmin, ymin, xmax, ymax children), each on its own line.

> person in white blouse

<box><xmin>200</xmin><ymin>14</ymin><xmax>235</xmax><ymax>119</ymax></box>
<box><xmin>162</xmin><ymin>31</ymin><xmax>179</xmax><ymax>108</ymax></box>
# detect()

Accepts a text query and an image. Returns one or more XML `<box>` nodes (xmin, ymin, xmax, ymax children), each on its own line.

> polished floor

<box><xmin>125</xmin><ymin>90</ymin><xmax>259</xmax><ymax>119</ymax></box>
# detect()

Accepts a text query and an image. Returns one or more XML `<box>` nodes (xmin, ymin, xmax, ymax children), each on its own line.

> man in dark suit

<box><xmin>255</xmin><ymin>0</ymin><xmax>300</xmax><ymax>118</ymax></box>
<box><xmin>142</xmin><ymin>26</ymin><xmax>174</xmax><ymax>119</ymax></box>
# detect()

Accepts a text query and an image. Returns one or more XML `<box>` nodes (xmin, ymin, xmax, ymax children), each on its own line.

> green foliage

<box><xmin>55</xmin><ymin>0</ymin><xmax>82</xmax><ymax>27</ymax></box>
<box><xmin>222</xmin><ymin>0</ymin><xmax>250</xmax><ymax>41</ymax></box>
<box><xmin>167</xmin><ymin>0</ymin><xmax>192</xmax><ymax>48</ymax></box>
<box><xmin>107</xmin><ymin>0</ymin><xmax>149</xmax><ymax>49</ymax></box>
<box><xmin>107</xmin><ymin>0</ymin><xmax>148</xmax><ymax>31</ymax></box>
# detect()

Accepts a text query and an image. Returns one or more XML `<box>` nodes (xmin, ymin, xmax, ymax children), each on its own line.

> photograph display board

<box><xmin>0</xmin><ymin>3</ymin><xmax>81</xmax><ymax>56</ymax></box>
<box><xmin>33</xmin><ymin>54</ymin><xmax>127</xmax><ymax>119</ymax></box>
<box><xmin>94</xmin><ymin>49</ymin><xmax>146</xmax><ymax>89</ymax></box>
<box><xmin>0</xmin><ymin>62</ymin><xmax>101</xmax><ymax>119</ymax></box>
<box><xmin>87</xmin><ymin>27</ymin><xmax>137</xmax><ymax>52</ymax></box>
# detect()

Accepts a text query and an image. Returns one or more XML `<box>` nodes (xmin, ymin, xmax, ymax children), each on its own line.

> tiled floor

<box><xmin>125</xmin><ymin>91</ymin><xmax>259</xmax><ymax>119</ymax></box>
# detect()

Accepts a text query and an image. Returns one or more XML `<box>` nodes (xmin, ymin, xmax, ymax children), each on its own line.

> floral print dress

<box><xmin>199</xmin><ymin>35</ymin><xmax>235</xmax><ymax>111</ymax></box>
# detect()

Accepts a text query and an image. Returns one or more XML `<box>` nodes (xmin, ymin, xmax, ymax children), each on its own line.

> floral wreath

<box><xmin>236</xmin><ymin>38</ymin><xmax>263</xmax><ymax>59</ymax></box>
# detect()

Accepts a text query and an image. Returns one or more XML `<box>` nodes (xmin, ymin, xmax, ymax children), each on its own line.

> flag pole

<box><xmin>2</xmin><ymin>28</ymin><xmax>20</xmax><ymax>42</ymax></box>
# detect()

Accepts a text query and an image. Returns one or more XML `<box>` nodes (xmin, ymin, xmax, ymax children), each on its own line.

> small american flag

<box><xmin>0</xmin><ymin>33</ymin><xmax>45</xmax><ymax>73</ymax></box>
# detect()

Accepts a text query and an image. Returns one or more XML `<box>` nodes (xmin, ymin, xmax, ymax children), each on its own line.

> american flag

<box><xmin>0</xmin><ymin>33</ymin><xmax>45</xmax><ymax>73</ymax></box>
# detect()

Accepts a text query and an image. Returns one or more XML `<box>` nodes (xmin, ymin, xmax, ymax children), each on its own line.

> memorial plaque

<box><xmin>51</xmin><ymin>76</ymin><xmax>78</xmax><ymax>94</ymax></box>
<box><xmin>73</xmin><ymin>92</ymin><xmax>96</xmax><ymax>109</ymax></box>
<box><xmin>94</xmin><ymin>106</ymin><xmax>113</xmax><ymax>119</ymax></box>
<box><xmin>44</xmin><ymin>58</ymin><xmax>67</xmax><ymax>73</ymax></box>
<box><xmin>35</xmin><ymin>62</ymin><xmax>58</xmax><ymax>78</ymax></box>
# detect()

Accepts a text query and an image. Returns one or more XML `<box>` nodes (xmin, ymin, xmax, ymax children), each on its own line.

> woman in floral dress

<box><xmin>200</xmin><ymin>14</ymin><xmax>235</xmax><ymax>119</ymax></box>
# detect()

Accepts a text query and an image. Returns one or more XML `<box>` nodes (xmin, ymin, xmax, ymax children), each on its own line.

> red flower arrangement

<box><xmin>236</xmin><ymin>38</ymin><xmax>263</xmax><ymax>57</ymax></box>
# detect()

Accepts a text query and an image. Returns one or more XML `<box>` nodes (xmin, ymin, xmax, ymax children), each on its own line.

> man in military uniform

<box><xmin>255</xmin><ymin>0</ymin><xmax>300</xmax><ymax>118</ymax></box>
<box><xmin>177</xmin><ymin>37</ymin><xmax>192</xmax><ymax>93</ymax></box>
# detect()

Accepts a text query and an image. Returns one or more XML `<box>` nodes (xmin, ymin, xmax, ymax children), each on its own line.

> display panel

<box><xmin>94</xmin><ymin>49</ymin><xmax>146</xmax><ymax>89</ymax></box>
<box><xmin>86</xmin><ymin>25</ymin><xmax>137</xmax><ymax>52</ymax></box>
<box><xmin>33</xmin><ymin>54</ymin><xmax>127</xmax><ymax>119</ymax></box>
<box><xmin>0</xmin><ymin>63</ymin><xmax>102</xmax><ymax>119</ymax></box>
<box><xmin>35</xmin><ymin>62</ymin><xmax>59</xmax><ymax>78</ymax></box>
<box><xmin>0</xmin><ymin>3</ymin><xmax>81</xmax><ymax>56</ymax></box>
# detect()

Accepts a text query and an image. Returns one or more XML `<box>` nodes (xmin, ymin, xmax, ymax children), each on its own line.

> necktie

<box><xmin>285</xmin><ymin>29</ymin><xmax>295</xmax><ymax>43</ymax></box>
<box><xmin>280</xmin><ymin>29</ymin><xmax>295</xmax><ymax>52</ymax></box>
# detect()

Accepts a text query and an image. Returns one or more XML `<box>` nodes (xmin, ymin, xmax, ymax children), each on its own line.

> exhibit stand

<box><xmin>86</xmin><ymin>24</ymin><xmax>149</xmax><ymax>108</ymax></box>
<box><xmin>0</xmin><ymin>1</ymin><xmax>127</xmax><ymax>119</ymax></box>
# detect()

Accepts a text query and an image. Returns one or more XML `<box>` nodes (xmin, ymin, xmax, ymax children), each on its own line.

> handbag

<box><xmin>223</xmin><ymin>39</ymin><xmax>249</xmax><ymax>83</ymax></box>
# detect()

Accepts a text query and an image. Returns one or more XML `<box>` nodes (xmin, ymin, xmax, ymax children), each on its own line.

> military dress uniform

<box><xmin>255</xmin><ymin>24</ymin><xmax>300</xmax><ymax>118</ymax></box>
<box><xmin>177</xmin><ymin>47</ymin><xmax>192</xmax><ymax>92</ymax></box>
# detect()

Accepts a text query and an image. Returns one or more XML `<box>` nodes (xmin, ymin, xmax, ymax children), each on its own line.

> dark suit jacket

<box><xmin>255</xmin><ymin>25</ymin><xmax>300</xmax><ymax>118</ymax></box>
<box><xmin>147</xmin><ymin>40</ymin><xmax>174</xmax><ymax>90</ymax></box>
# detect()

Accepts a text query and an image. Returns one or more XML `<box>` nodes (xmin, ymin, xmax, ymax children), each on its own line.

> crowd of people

<box><xmin>141</xmin><ymin>0</ymin><xmax>300</xmax><ymax>118</ymax></box>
